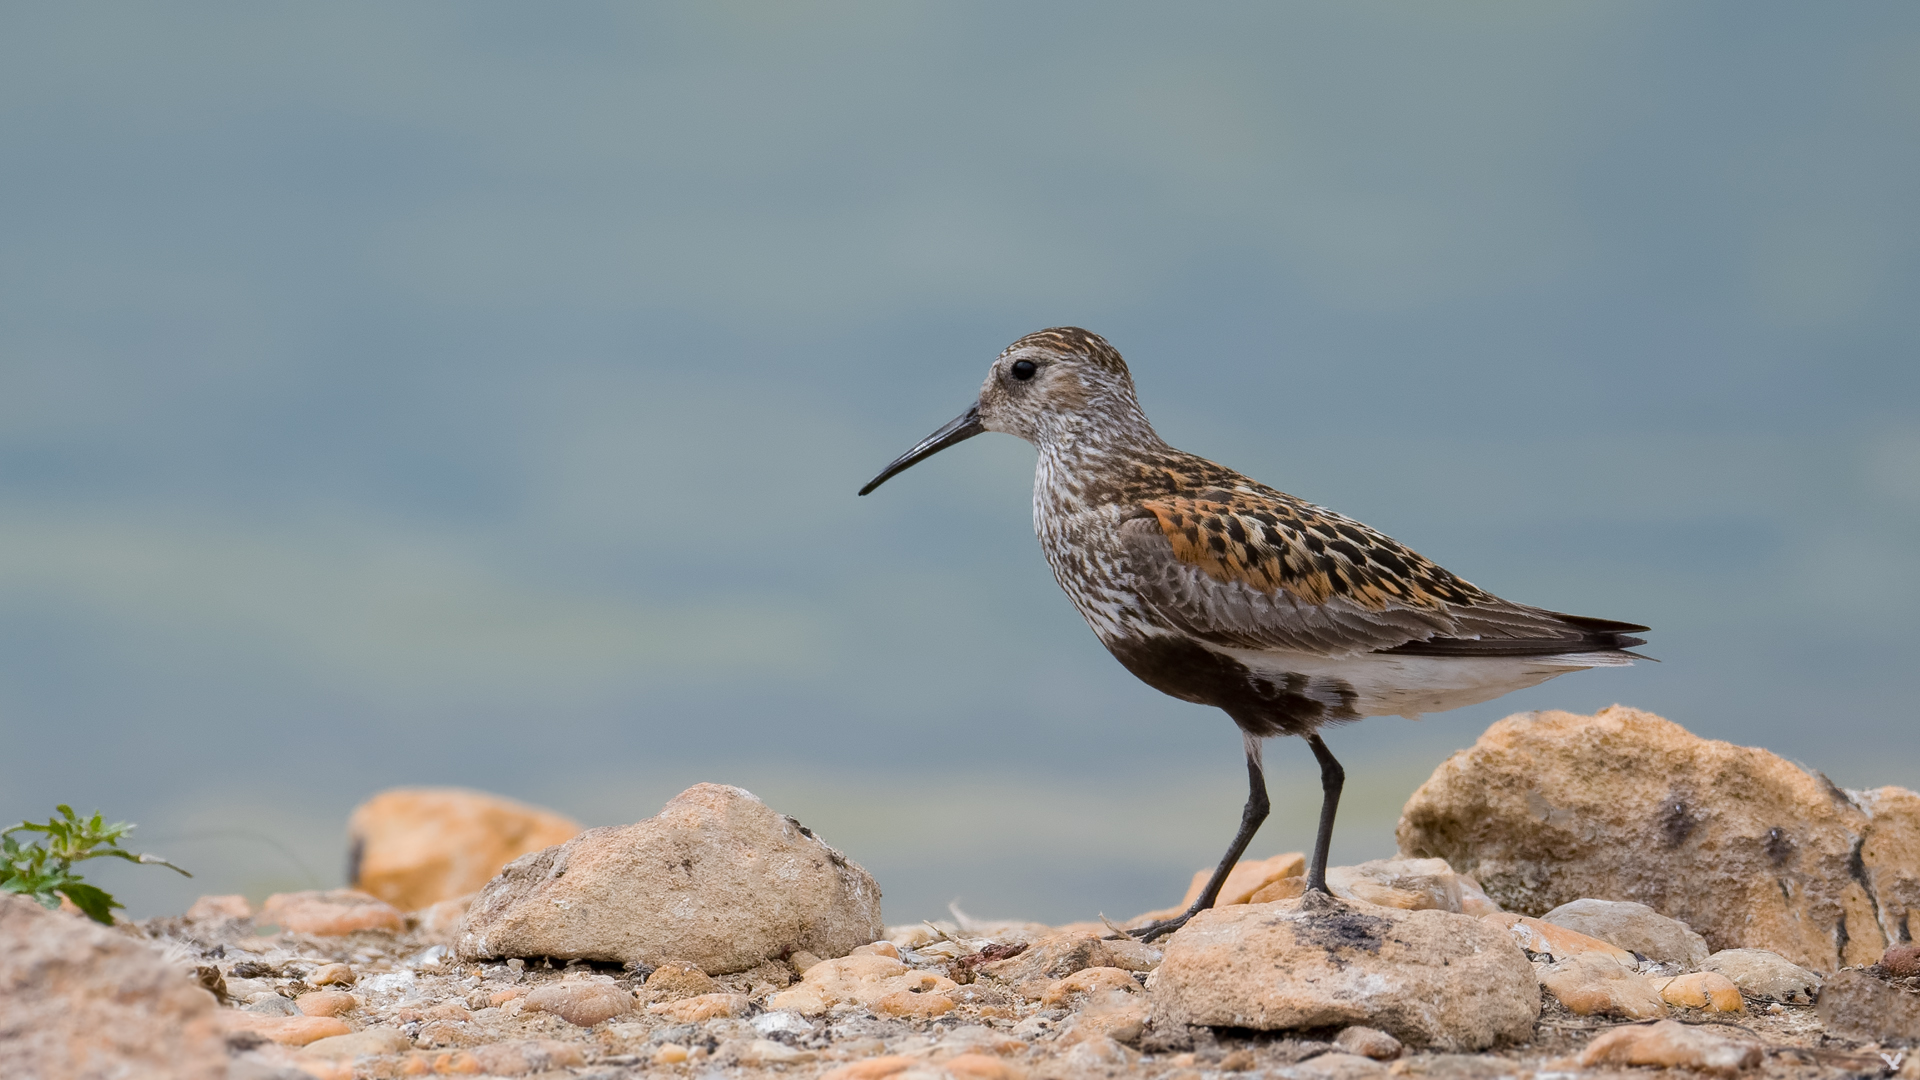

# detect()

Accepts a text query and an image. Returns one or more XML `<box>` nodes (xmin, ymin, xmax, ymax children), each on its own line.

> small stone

<box><xmin>1578</xmin><ymin>1018</ymin><xmax>1762</xmax><ymax>1073</ymax></box>
<box><xmin>1813</xmin><ymin>968</ymin><xmax>1920</xmax><ymax>1043</ymax></box>
<box><xmin>646</xmin><ymin>991</ymin><xmax>749</xmax><ymax>1022</ymax></box>
<box><xmin>645</xmin><ymin>959</ymin><xmax>719</xmax><ymax>1000</ymax></box>
<box><xmin>488</xmin><ymin>986</ymin><xmax>526</xmax><ymax>1006</ymax></box>
<box><xmin>523</xmin><ymin>977</ymin><xmax>634</xmax><ymax>1026</ymax></box>
<box><xmin>652</xmin><ymin>1043</ymin><xmax>691</xmax><ymax>1065</ymax></box>
<box><xmin>308</xmin><ymin>963</ymin><xmax>355</xmax><ymax>987</ymax></box>
<box><xmin>975</xmin><ymin>929</ymin><xmax>1149</xmax><ymax>985</ymax></box>
<box><xmin>789</xmin><ymin>949</ymin><xmax>824</xmax><ymax>974</ymax></box>
<box><xmin>941</xmin><ymin>1052</ymin><xmax>1017</xmax><ymax>1080</ymax></box>
<box><xmin>259</xmin><ymin>889</ymin><xmax>404</xmax><ymax>936</ymax></box>
<box><xmin>410</xmin><ymin>893</ymin><xmax>474</xmax><ymax>940</ymax></box>
<box><xmin>297</xmin><ymin>1028</ymin><xmax>412</xmax><ymax>1059</ymax></box>
<box><xmin>752</xmin><ymin>1010</ymin><xmax>814</xmax><ymax>1037</ymax></box>
<box><xmin>1482</xmin><ymin>912</ymin><xmax>1637</xmax><ymax>964</ymax></box>
<box><xmin>1652</xmin><ymin>971</ymin><xmax>1745</xmax><ymax>1013</ymax></box>
<box><xmin>1250</xmin><ymin>876</ymin><xmax>1308</xmax><ymax>903</ymax></box>
<box><xmin>1883</xmin><ymin>944</ymin><xmax>1920</xmax><ymax>978</ymax></box>
<box><xmin>1040</xmin><ymin>966</ymin><xmax>1139</xmax><ymax>1005</ymax></box>
<box><xmin>1066</xmin><ymin>999</ymin><xmax>1149</xmax><ymax>1044</ymax></box>
<box><xmin>1699</xmin><ymin>949</ymin><xmax>1822</xmax><ymax>1004</ymax></box>
<box><xmin>1539</xmin><ymin>898</ymin><xmax>1711</xmax><ymax>967</ymax></box>
<box><xmin>1289</xmin><ymin>1051</ymin><xmax>1390</xmax><ymax>1079</ymax></box>
<box><xmin>1135</xmin><ymin>851</ymin><xmax>1307</xmax><ymax>923</ymax></box>
<box><xmin>1219</xmin><ymin>1048</ymin><xmax>1259</xmax><ymax>1071</ymax></box>
<box><xmin>219</xmin><ymin>1013</ymin><xmax>353</xmax><ymax>1046</ymax></box>
<box><xmin>186</xmin><ymin>894</ymin><xmax>252</xmax><ymax>921</ymax></box>
<box><xmin>768</xmin><ymin>953</ymin><xmax>928</xmax><ymax>1016</ymax></box>
<box><xmin>1334</xmin><ymin>1025</ymin><xmax>1403</xmax><ymax>1060</ymax></box>
<box><xmin>294</xmin><ymin>990</ymin><xmax>359</xmax><ymax>1017</ymax></box>
<box><xmin>870</xmin><ymin>989</ymin><xmax>955</xmax><ymax>1018</ymax></box>
<box><xmin>468</xmin><ymin>1039</ymin><xmax>587</xmax><ymax>1075</ymax></box>
<box><xmin>853</xmin><ymin>940</ymin><xmax>901</xmax><ymax>958</ymax></box>
<box><xmin>822</xmin><ymin>1055</ymin><xmax>916</xmax><ymax>1080</ymax></box>
<box><xmin>245</xmin><ymin>994</ymin><xmax>298</xmax><ymax>1016</ymax></box>
<box><xmin>1326</xmin><ymin>857</ymin><xmax>1484</xmax><ymax>913</ymax></box>
<box><xmin>1537</xmin><ymin>953</ymin><xmax>1667</xmax><ymax>1019</ymax></box>
<box><xmin>1151</xmin><ymin>894</ymin><xmax>1538</xmax><ymax>1050</ymax></box>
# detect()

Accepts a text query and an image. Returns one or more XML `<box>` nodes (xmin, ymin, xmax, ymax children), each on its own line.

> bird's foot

<box><xmin>1128</xmin><ymin>906</ymin><xmax>1201</xmax><ymax>943</ymax></box>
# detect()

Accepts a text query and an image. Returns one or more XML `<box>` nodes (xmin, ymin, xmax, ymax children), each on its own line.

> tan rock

<box><xmin>1814</xmin><ymin>968</ymin><xmax>1920</xmax><ymax>1043</ymax></box>
<box><xmin>220</xmin><ymin>1012</ymin><xmax>353</xmax><ymax>1046</ymax></box>
<box><xmin>645</xmin><ymin>959</ymin><xmax>720</xmax><ymax>1000</ymax></box>
<box><xmin>455</xmin><ymin>783</ymin><xmax>880</xmax><ymax>974</ymax></box>
<box><xmin>259</xmin><ymin>889</ymin><xmax>404</xmax><ymax>936</ymax></box>
<box><xmin>1290</xmin><ymin>1052</ymin><xmax>1390</xmax><ymax>1079</ymax></box>
<box><xmin>1652</xmin><ymin>971</ymin><xmax>1745</xmax><ymax>1012</ymax></box>
<box><xmin>975</xmin><ymin>929</ymin><xmax>1155</xmax><ymax>987</ymax></box>
<box><xmin>467</xmin><ymin>1039</ymin><xmax>587</xmax><ymax>1075</ymax></box>
<box><xmin>1396</xmin><ymin>706</ymin><xmax>1920</xmax><ymax>971</ymax></box>
<box><xmin>822</xmin><ymin>1055</ymin><xmax>916</xmax><ymax>1080</ymax></box>
<box><xmin>1327</xmin><ymin>858</ymin><xmax>1482</xmax><ymax>913</ymax></box>
<box><xmin>869</xmin><ymin>988</ymin><xmax>955</xmax><ymax>1017</ymax></box>
<box><xmin>1251</xmin><ymin>876</ymin><xmax>1308</xmax><ymax>903</ymax></box>
<box><xmin>1540</xmin><ymin>898</ymin><xmax>1710</xmax><ymax>966</ymax></box>
<box><xmin>652</xmin><ymin>1043</ymin><xmax>691</xmax><ymax>1065</ymax></box>
<box><xmin>1151</xmin><ymin>894</ymin><xmax>1537</xmax><ymax>1049</ymax></box>
<box><xmin>297</xmin><ymin>1027</ymin><xmax>412</xmax><ymax>1059</ymax></box>
<box><xmin>1482</xmin><ymin>912</ymin><xmax>1637</xmax><ymax>963</ymax></box>
<box><xmin>1334</xmin><ymin>1025</ymin><xmax>1403</xmax><ymax>1060</ymax></box>
<box><xmin>647</xmin><ymin>991</ymin><xmax>750</xmax><ymax>1021</ymax></box>
<box><xmin>1537</xmin><ymin>952</ymin><xmax>1667</xmax><ymax>1019</ymax></box>
<box><xmin>308</xmin><ymin>962</ymin><xmax>356</xmax><ymax>986</ymax></box>
<box><xmin>0</xmin><ymin>894</ymin><xmax>227</xmax><ymax>1079</ymax></box>
<box><xmin>186</xmin><ymin>893</ymin><xmax>251</xmax><ymax>920</ymax></box>
<box><xmin>1136</xmin><ymin>852</ymin><xmax>1305</xmax><ymax>921</ymax></box>
<box><xmin>523</xmin><ymin>976</ymin><xmax>633</xmax><ymax>1026</ymax></box>
<box><xmin>1064</xmin><ymin>998</ymin><xmax>1150</xmax><ymax>1044</ymax></box>
<box><xmin>295</xmin><ymin>990</ymin><xmax>359</xmax><ymax>1017</ymax></box>
<box><xmin>1040</xmin><ymin>966</ymin><xmax>1139</xmax><ymax>1005</ymax></box>
<box><xmin>1699</xmin><ymin>948</ymin><xmax>1822</xmax><ymax>1003</ymax></box>
<box><xmin>1578</xmin><ymin>1019</ymin><xmax>1762</xmax><ymax>1073</ymax></box>
<box><xmin>942</xmin><ymin>1052</ymin><xmax>1019</xmax><ymax>1080</ymax></box>
<box><xmin>410</xmin><ymin>892</ymin><xmax>475</xmax><ymax>941</ymax></box>
<box><xmin>348</xmin><ymin>787</ymin><xmax>580</xmax><ymax>912</ymax></box>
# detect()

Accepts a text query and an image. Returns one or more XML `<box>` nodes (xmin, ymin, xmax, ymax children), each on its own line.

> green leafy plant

<box><xmin>1</xmin><ymin>805</ymin><xmax>189</xmax><ymax>924</ymax></box>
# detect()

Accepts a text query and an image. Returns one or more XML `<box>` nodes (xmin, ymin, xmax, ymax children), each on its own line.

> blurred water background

<box><xmin>3</xmin><ymin>2</ymin><xmax>1917</xmax><ymax>922</ymax></box>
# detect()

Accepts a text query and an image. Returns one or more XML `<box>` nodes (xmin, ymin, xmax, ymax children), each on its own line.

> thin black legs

<box><xmin>1133</xmin><ymin>739</ymin><xmax>1268</xmax><ymax>942</ymax></box>
<box><xmin>1305</xmin><ymin>732</ymin><xmax>1345</xmax><ymax>894</ymax></box>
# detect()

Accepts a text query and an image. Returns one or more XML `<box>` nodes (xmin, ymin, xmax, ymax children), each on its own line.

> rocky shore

<box><xmin>6</xmin><ymin>707</ymin><xmax>1918</xmax><ymax>1080</ymax></box>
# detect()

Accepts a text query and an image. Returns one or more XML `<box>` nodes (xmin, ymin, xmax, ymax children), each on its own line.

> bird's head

<box><xmin>859</xmin><ymin>327</ymin><xmax>1150</xmax><ymax>496</ymax></box>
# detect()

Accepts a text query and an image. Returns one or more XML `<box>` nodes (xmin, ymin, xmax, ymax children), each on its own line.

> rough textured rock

<box><xmin>455</xmin><ymin>783</ymin><xmax>881</xmax><ymax>973</ymax></box>
<box><xmin>1133</xmin><ymin>851</ymin><xmax>1305</xmax><ymax>922</ymax></box>
<box><xmin>259</xmin><ymin>889</ymin><xmax>404</xmax><ymax>936</ymax></box>
<box><xmin>975</xmin><ymin>929</ymin><xmax>1158</xmax><ymax>987</ymax></box>
<box><xmin>522</xmin><ymin>976</ymin><xmax>633</xmax><ymax>1026</ymax></box>
<box><xmin>1541</xmin><ymin>898</ymin><xmax>1710</xmax><ymax>966</ymax></box>
<box><xmin>0</xmin><ymin>895</ymin><xmax>227</xmax><ymax>1080</ymax></box>
<box><xmin>1814</xmin><ymin>968</ymin><xmax>1920</xmax><ymax>1043</ymax></box>
<box><xmin>1536</xmin><ymin>953</ymin><xmax>1667</xmax><ymax>1019</ymax></box>
<box><xmin>1396</xmin><ymin>706</ymin><xmax>1920</xmax><ymax>971</ymax></box>
<box><xmin>1653</xmin><ymin>971</ymin><xmax>1745</xmax><ymax>1012</ymax></box>
<box><xmin>349</xmin><ymin>787</ymin><xmax>581</xmax><ymax>912</ymax></box>
<box><xmin>1700</xmin><ymin>949</ymin><xmax>1822</xmax><ymax>1003</ymax></box>
<box><xmin>1327</xmin><ymin>858</ymin><xmax>1497</xmax><ymax>914</ymax></box>
<box><xmin>1150</xmin><ymin>894</ymin><xmax>1538</xmax><ymax>1049</ymax></box>
<box><xmin>1335</xmin><ymin>1025</ymin><xmax>1405</xmax><ymax>1059</ymax></box>
<box><xmin>1578</xmin><ymin>1019</ymin><xmax>1763</xmax><ymax>1073</ymax></box>
<box><xmin>1483</xmin><ymin>913</ymin><xmax>1636</xmax><ymax>963</ymax></box>
<box><xmin>1886</xmin><ymin>944</ymin><xmax>1920</xmax><ymax>978</ymax></box>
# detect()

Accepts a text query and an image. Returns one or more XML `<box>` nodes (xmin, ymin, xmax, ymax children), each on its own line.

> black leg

<box><xmin>1305</xmin><ymin>732</ymin><xmax>1345</xmax><ymax>893</ymax></box>
<box><xmin>1132</xmin><ymin>739</ymin><xmax>1269</xmax><ymax>942</ymax></box>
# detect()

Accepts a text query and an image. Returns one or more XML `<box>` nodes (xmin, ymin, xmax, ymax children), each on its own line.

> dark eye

<box><xmin>1010</xmin><ymin>359</ymin><xmax>1037</xmax><ymax>381</ymax></box>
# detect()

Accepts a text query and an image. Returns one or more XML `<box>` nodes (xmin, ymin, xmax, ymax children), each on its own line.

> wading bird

<box><xmin>859</xmin><ymin>328</ymin><xmax>1647</xmax><ymax>940</ymax></box>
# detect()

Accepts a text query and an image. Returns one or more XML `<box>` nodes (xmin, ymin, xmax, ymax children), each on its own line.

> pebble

<box><xmin>1883</xmin><ymin>943</ymin><xmax>1920</xmax><ymax>978</ymax></box>
<box><xmin>1040</xmin><ymin>966</ymin><xmax>1139</xmax><ymax>1005</ymax></box>
<box><xmin>1578</xmin><ymin>1018</ymin><xmax>1762</xmax><ymax>1073</ymax></box>
<box><xmin>1333</xmin><ymin>1025</ymin><xmax>1403</xmax><ymax>1060</ymax></box>
<box><xmin>186</xmin><ymin>894</ymin><xmax>251</xmax><ymax>920</ymax></box>
<box><xmin>258</xmin><ymin>889</ymin><xmax>405</xmax><ymax>936</ymax></box>
<box><xmin>645</xmin><ymin>991</ymin><xmax>750</xmax><ymax>1022</ymax></box>
<box><xmin>1536</xmin><ymin>953</ymin><xmax>1667</xmax><ymax>1019</ymax></box>
<box><xmin>465</xmin><ymin>1039</ymin><xmax>587</xmax><ymax>1075</ymax></box>
<box><xmin>219</xmin><ymin>1012</ymin><xmax>353</xmax><ymax>1046</ymax></box>
<box><xmin>1699</xmin><ymin>948</ymin><xmax>1822</xmax><ymax>1004</ymax></box>
<box><xmin>870</xmin><ymin>989</ymin><xmax>956</xmax><ymax>1018</ymax></box>
<box><xmin>940</xmin><ymin>1052</ymin><xmax>1018</xmax><ymax>1080</ymax></box>
<box><xmin>244</xmin><ymin>994</ymin><xmax>298</xmax><ymax>1016</ymax></box>
<box><xmin>297</xmin><ymin>1027</ymin><xmax>412</xmax><ymax>1059</ymax></box>
<box><xmin>523</xmin><ymin>978</ymin><xmax>634</xmax><ymax>1026</ymax></box>
<box><xmin>294</xmin><ymin>991</ymin><xmax>359</xmax><ymax>1017</ymax></box>
<box><xmin>1063</xmin><ymin>1033</ymin><xmax>1133</xmax><ymax>1067</ymax></box>
<box><xmin>821</xmin><ymin>1054</ymin><xmax>916</xmax><ymax>1080</ymax></box>
<box><xmin>1539</xmin><ymin>898</ymin><xmax>1711</xmax><ymax>967</ymax></box>
<box><xmin>644</xmin><ymin>959</ymin><xmax>719</xmax><ymax>1000</ymax></box>
<box><xmin>651</xmin><ymin>1043</ymin><xmax>690</xmax><ymax>1065</ymax></box>
<box><xmin>308</xmin><ymin>963</ymin><xmax>356</xmax><ymax>987</ymax></box>
<box><xmin>1483</xmin><ymin>912</ymin><xmax>1637</xmax><ymax>963</ymax></box>
<box><xmin>1652</xmin><ymin>971</ymin><xmax>1745</xmax><ymax>1012</ymax></box>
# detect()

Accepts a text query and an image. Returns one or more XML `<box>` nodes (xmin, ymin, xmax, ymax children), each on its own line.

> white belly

<box><xmin>1220</xmin><ymin>646</ymin><xmax>1632</xmax><ymax>720</ymax></box>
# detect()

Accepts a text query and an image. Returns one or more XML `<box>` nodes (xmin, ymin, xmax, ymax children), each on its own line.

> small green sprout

<box><xmin>1</xmin><ymin>805</ymin><xmax>190</xmax><ymax>925</ymax></box>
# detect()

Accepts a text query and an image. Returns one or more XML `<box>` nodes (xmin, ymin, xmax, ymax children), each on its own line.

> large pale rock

<box><xmin>455</xmin><ymin>783</ymin><xmax>881</xmax><ymax>974</ymax></box>
<box><xmin>1699</xmin><ymin>949</ymin><xmax>1821</xmax><ymax>1003</ymax></box>
<box><xmin>1150</xmin><ymin>894</ymin><xmax>1539</xmax><ymax>1050</ymax></box>
<box><xmin>349</xmin><ymin>787</ymin><xmax>581</xmax><ymax>912</ymax></box>
<box><xmin>1540</xmin><ymin>898</ymin><xmax>1710</xmax><ymax>966</ymax></box>
<box><xmin>1396</xmin><ymin>707</ymin><xmax>1920</xmax><ymax>971</ymax></box>
<box><xmin>0</xmin><ymin>895</ymin><xmax>226</xmax><ymax>1079</ymax></box>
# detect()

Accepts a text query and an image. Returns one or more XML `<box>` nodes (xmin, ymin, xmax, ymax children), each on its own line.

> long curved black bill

<box><xmin>858</xmin><ymin>404</ymin><xmax>985</xmax><ymax>495</ymax></box>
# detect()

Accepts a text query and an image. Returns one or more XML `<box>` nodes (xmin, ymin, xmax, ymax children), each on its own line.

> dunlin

<box><xmin>860</xmin><ymin>327</ymin><xmax>1647</xmax><ymax>940</ymax></box>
